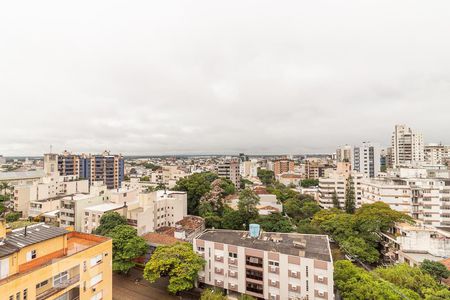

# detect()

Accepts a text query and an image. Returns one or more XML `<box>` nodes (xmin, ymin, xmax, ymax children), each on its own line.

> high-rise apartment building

<box><xmin>425</xmin><ymin>144</ymin><xmax>450</xmax><ymax>165</ymax></box>
<box><xmin>391</xmin><ymin>125</ymin><xmax>424</xmax><ymax>167</ymax></box>
<box><xmin>48</xmin><ymin>151</ymin><xmax>125</xmax><ymax>189</ymax></box>
<box><xmin>0</xmin><ymin>220</ymin><xmax>112</xmax><ymax>300</ymax></box>
<box><xmin>352</xmin><ymin>142</ymin><xmax>380</xmax><ymax>178</ymax></box>
<box><xmin>360</xmin><ymin>168</ymin><xmax>450</xmax><ymax>227</ymax></box>
<box><xmin>273</xmin><ymin>158</ymin><xmax>294</xmax><ymax>176</ymax></box>
<box><xmin>194</xmin><ymin>229</ymin><xmax>334</xmax><ymax>300</ymax></box>
<box><xmin>218</xmin><ymin>160</ymin><xmax>241</xmax><ymax>189</ymax></box>
<box><xmin>336</xmin><ymin>145</ymin><xmax>352</xmax><ymax>163</ymax></box>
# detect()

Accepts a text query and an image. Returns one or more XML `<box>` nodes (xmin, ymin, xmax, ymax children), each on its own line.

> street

<box><xmin>113</xmin><ymin>268</ymin><xmax>201</xmax><ymax>300</ymax></box>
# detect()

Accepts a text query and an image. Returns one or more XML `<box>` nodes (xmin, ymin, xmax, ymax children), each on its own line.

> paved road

<box><xmin>113</xmin><ymin>268</ymin><xmax>200</xmax><ymax>300</ymax></box>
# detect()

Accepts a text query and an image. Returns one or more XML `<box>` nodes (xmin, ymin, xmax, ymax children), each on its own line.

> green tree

<box><xmin>334</xmin><ymin>260</ymin><xmax>422</xmax><ymax>300</ymax></box>
<box><xmin>257</xmin><ymin>168</ymin><xmax>275</xmax><ymax>185</ymax></box>
<box><xmin>239</xmin><ymin>295</ymin><xmax>257</xmax><ymax>300</ymax></box>
<box><xmin>93</xmin><ymin>212</ymin><xmax>127</xmax><ymax>236</ymax></box>
<box><xmin>174</xmin><ymin>172</ymin><xmax>218</xmax><ymax>215</ymax></box>
<box><xmin>340</xmin><ymin>236</ymin><xmax>379</xmax><ymax>263</ymax></box>
<box><xmin>5</xmin><ymin>212</ymin><xmax>20</xmax><ymax>222</ymax></box>
<box><xmin>222</xmin><ymin>209</ymin><xmax>246</xmax><ymax>230</ymax></box>
<box><xmin>332</xmin><ymin>190</ymin><xmax>340</xmax><ymax>209</ymax></box>
<box><xmin>300</xmin><ymin>179</ymin><xmax>319</xmax><ymax>188</ymax></box>
<box><xmin>344</xmin><ymin>175</ymin><xmax>356</xmax><ymax>214</ymax></box>
<box><xmin>219</xmin><ymin>178</ymin><xmax>236</xmax><ymax>197</ymax></box>
<box><xmin>106</xmin><ymin>225</ymin><xmax>148</xmax><ymax>274</ymax></box>
<box><xmin>374</xmin><ymin>263</ymin><xmax>445</xmax><ymax>298</ymax></box>
<box><xmin>140</xmin><ymin>176</ymin><xmax>150</xmax><ymax>182</ymax></box>
<box><xmin>143</xmin><ymin>242</ymin><xmax>205</xmax><ymax>294</ymax></box>
<box><xmin>255</xmin><ymin>213</ymin><xmax>293</xmax><ymax>232</ymax></box>
<box><xmin>237</xmin><ymin>189</ymin><xmax>259</xmax><ymax>228</ymax></box>
<box><xmin>200</xmin><ymin>288</ymin><xmax>227</xmax><ymax>300</ymax></box>
<box><xmin>420</xmin><ymin>260</ymin><xmax>450</xmax><ymax>283</ymax></box>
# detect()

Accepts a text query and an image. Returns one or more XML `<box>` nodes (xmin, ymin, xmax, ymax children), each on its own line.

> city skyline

<box><xmin>2</xmin><ymin>1</ymin><xmax>450</xmax><ymax>156</ymax></box>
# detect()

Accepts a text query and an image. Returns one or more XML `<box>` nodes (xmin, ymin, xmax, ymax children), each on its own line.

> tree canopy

<box><xmin>420</xmin><ymin>259</ymin><xmax>450</xmax><ymax>283</ymax></box>
<box><xmin>312</xmin><ymin>203</ymin><xmax>412</xmax><ymax>263</ymax></box>
<box><xmin>93</xmin><ymin>211</ymin><xmax>127</xmax><ymax>236</ymax></box>
<box><xmin>106</xmin><ymin>225</ymin><xmax>148</xmax><ymax>274</ymax></box>
<box><xmin>257</xmin><ymin>168</ymin><xmax>275</xmax><ymax>185</ymax></box>
<box><xmin>254</xmin><ymin>212</ymin><xmax>293</xmax><ymax>233</ymax></box>
<box><xmin>344</xmin><ymin>175</ymin><xmax>356</xmax><ymax>214</ymax></box>
<box><xmin>174</xmin><ymin>172</ymin><xmax>218</xmax><ymax>215</ymax></box>
<box><xmin>200</xmin><ymin>289</ymin><xmax>227</xmax><ymax>300</ymax></box>
<box><xmin>300</xmin><ymin>179</ymin><xmax>319</xmax><ymax>188</ymax></box>
<box><xmin>143</xmin><ymin>242</ymin><xmax>205</xmax><ymax>294</ymax></box>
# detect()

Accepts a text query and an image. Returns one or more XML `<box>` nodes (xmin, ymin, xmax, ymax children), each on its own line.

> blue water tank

<box><xmin>249</xmin><ymin>224</ymin><xmax>260</xmax><ymax>238</ymax></box>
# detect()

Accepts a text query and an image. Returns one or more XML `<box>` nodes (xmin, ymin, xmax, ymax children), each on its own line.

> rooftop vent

<box><xmin>249</xmin><ymin>224</ymin><xmax>260</xmax><ymax>238</ymax></box>
<box><xmin>293</xmin><ymin>239</ymin><xmax>306</xmax><ymax>249</ymax></box>
<box><xmin>271</xmin><ymin>235</ymin><xmax>282</xmax><ymax>243</ymax></box>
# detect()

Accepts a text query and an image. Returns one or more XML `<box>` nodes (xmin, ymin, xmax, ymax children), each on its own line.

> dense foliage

<box><xmin>257</xmin><ymin>168</ymin><xmax>275</xmax><ymax>185</ymax></box>
<box><xmin>174</xmin><ymin>172</ymin><xmax>218</xmax><ymax>214</ymax></box>
<box><xmin>200</xmin><ymin>289</ymin><xmax>227</xmax><ymax>300</ymax></box>
<box><xmin>5</xmin><ymin>212</ymin><xmax>20</xmax><ymax>222</ymax></box>
<box><xmin>312</xmin><ymin>202</ymin><xmax>412</xmax><ymax>263</ymax></box>
<box><xmin>300</xmin><ymin>179</ymin><xmax>319</xmax><ymax>188</ymax></box>
<box><xmin>106</xmin><ymin>225</ymin><xmax>148</xmax><ymax>273</ymax></box>
<box><xmin>93</xmin><ymin>211</ymin><xmax>128</xmax><ymax>236</ymax></box>
<box><xmin>420</xmin><ymin>259</ymin><xmax>450</xmax><ymax>283</ymax></box>
<box><xmin>144</xmin><ymin>242</ymin><xmax>205</xmax><ymax>294</ymax></box>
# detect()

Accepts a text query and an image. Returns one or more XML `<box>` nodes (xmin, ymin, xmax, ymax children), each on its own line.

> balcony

<box><xmin>228</xmin><ymin>282</ymin><xmax>238</xmax><ymax>291</ymax></box>
<box><xmin>214</xmin><ymin>279</ymin><xmax>224</xmax><ymax>288</ymax></box>
<box><xmin>36</xmin><ymin>274</ymin><xmax>80</xmax><ymax>300</ymax></box>
<box><xmin>215</xmin><ymin>268</ymin><xmax>224</xmax><ymax>275</ymax></box>
<box><xmin>215</xmin><ymin>255</ymin><xmax>224</xmax><ymax>263</ymax></box>
<box><xmin>228</xmin><ymin>257</ymin><xmax>237</xmax><ymax>265</ymax></box>
<box><xmin>228</xmin><ymin>270</ymin><xmax>238</xmax><ymax>278</ymax></box>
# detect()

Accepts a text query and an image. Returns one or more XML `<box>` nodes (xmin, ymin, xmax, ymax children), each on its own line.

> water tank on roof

<box><xmin>249</xmin><ymin>224</ymin><xmax>260</xmax><ymax>238</ymax></box>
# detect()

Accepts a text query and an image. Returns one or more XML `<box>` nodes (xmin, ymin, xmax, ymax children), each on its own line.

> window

<box><xmin>36</xmin><ymin>280</ymin><xmax>49</xmax><ymax>289</ymax></box>
<box><xmin>83</xmin><ymin>261</ymin><xmax>87</xmax><ymax>272</ymax></box>
<box><xmin>90</xmin><ymin>254</ymin><xmax>103</xmax><ymax>267</ymax></box>
<box><xmin>90</xmin><ymin>273</ymin><xmax>103</xmax><ymax>287</ymax></box>
<box><xmin>16</xmin><ymin>292</ymin><xmax>20</xmax><ymax>300</ymax></box>
<box><xmin>23</xmin><ymin>289</ymin><xmax>27</xmax><ymax>300</ymax></box>
<box><xmin>229</xmin><ymin>252</ymin><xmax>237</xmax><ymax>258</ymax></box>
<box><xmin>91</xmin><ymin>291</ymin><xmax>103</xmax><ymax>300</ymax></box>
<box><xmin>53</xmin><ymin>271</ymin><xmax>68</xmax><ymax>286</ymax></box>
<box><xmin>269</xmin><ymin>261</ymin><xmax>279</xmax><ymax>267</ymax></box>
<box><xmin>26</xmin><ymin>250</ymin><xmax>37</xmax><ymax>261</ymax></box>
<box><xmin>306</xmin><ymin>266</ymin><xmax>309</xmax><ymax>277</ymax></box>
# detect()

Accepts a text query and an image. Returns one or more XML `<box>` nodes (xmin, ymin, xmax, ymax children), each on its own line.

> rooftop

<box><xmin>0</xmin><ymin>170</ymin><xmax>44</xmax><ymax>181</ymax></box>
<box><xmin>196</xmin><ymin>229</ymin><xmax>332</xmax><ymax>262</ymax></box>
<box><xmin>85</xmin><ymin>202</ymin><xmax>125</xmax><ymax>213</ymax></box>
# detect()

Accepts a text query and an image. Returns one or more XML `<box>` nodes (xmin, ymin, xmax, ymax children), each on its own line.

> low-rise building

<box><xmin>381</xmin><ymin>223</ymin><xmax>450</xmax><ymax>266</ymax></box>
<box><xmin>194</xmin><ymin>228</ymin><xmax>334</xmax><ymax>300</ymax></box>
<box><xmin>13</xmin><ymin>174</ymin><xmax>89</xmax><ymax>217</ymax></box>
<box><xmin>0</xmin><ymin>220</ymin><xmax>112</xmax><ymax>300</ymax></box>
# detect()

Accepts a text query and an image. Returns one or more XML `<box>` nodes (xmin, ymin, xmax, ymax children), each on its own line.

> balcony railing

<box><xmin>36</xmin><ymin>275</ymin><xmax>80</xmax><ymax>300</ymax></box>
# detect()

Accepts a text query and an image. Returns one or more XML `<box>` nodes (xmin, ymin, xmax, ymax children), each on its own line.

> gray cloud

<box><xmin>1</xmin><ymin>0</ymin><xmax>450</xmax><ymax>156</ymax></box>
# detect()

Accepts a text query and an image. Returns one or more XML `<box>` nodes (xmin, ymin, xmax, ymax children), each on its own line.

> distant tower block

<box><xmin>44</xmin><ymin>153</ymin><xmax>58</xmax><ymax>176</ymax></box>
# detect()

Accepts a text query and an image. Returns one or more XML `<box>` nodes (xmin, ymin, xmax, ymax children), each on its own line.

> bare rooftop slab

<box><xmin>196</xmin><ymin>229</ymin><xmax>332</xmax><ymax>262</ymax></box>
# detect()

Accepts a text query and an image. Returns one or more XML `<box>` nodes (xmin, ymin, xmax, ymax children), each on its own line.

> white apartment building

<box><xmin>83</xmin><ymin>190</ymin><xmax>188</xmax><ymax>235</ymax></box>
<box><xmin>425</xmin><ymin>144</ymin><xmax>450</xmax><ymax>165</ymax></box>
<box><xmin>336</xmin><ymin>145</ymin><xmax>352</xmax><ymax>163</ymax></box>
<box><xmin>318</xmin><ymin>162</ymin><xmax>365</xmax><ymax>209</ymax></box>
<box><xmin>150</xmin><ymin>166</ymin><xmax>188</xmax><ymax>188</ymax></box>
<box><xmin>59</xmin><ymin>192</ymin><xmax>106</xmax><ymax>231</ymax></box>
<box><xmin>352</xmin><ymin>142</ymin><xmax>380</xmax><ymax>178</ymax></box>
<box><xmin>194</xmin><ymin>229</ymin><xmax>334</xmax><ymax>300</ymax></box>
<box><xmin>13</xmin><ymin>174</ymin><xmax>89</xmax><ymax>217</ymax></box>
<box><xmin>218</xmin><ymin>160</ymin><xmax>241</xmax><ymax>189</ymax></box>
<box><xmin>240</xmin><ymin>160</ymin><xmax>258</xmax><ymax>178</ymax></box>
<box><xmin>381</xmin><ymin>223</ymin><xmax>450</xmax><ymax>266</ymax></box>
<box><xmin>360</xmin><ymin>169</ymin><xmax>450</xmax><ymax>227</ymax></box>
<box><xmin>391</xmin><ymin>124</ymin><xmax>425</xmax><ymax>167</ymax></box>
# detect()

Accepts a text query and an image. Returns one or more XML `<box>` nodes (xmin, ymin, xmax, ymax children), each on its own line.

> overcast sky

<box><xmin>1</xmin><ymin>1</ymin><xmax>450</xmax><ymax>156</ymax></box>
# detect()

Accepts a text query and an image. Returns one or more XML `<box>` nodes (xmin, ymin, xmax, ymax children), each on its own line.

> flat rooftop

<box><xmin>85</xmin><ymin>202</ymin><xmax>124</xmax><ymax>213</ymax></box>
<box><xmin>196</xmin><ymin>229</ymin><xmax>332</xmax><ymax>262</ymax></box>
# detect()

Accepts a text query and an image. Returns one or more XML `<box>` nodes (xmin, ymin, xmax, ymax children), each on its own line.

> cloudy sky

<box><xmin>1</xmin><ymin>1</ymin><xmax>450</xmax><ymax>156</ymax></box>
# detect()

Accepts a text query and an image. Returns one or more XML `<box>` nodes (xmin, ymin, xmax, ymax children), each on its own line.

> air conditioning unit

<box><xmin>270</xmin><ymin>266</ymin><xmax>277</xmax><ymax>272</ymax></box>
<box><xmin>318</xmin><ymin>291</ymin><xmax>325</xmax><ymax>297</ymax></box>
<box><xmin>291</xmin><ymin>286</ymin><xmax>297</xmax><ymax>291</ymax></box>
<box><xmin>229</xmin><ymin>270</ymin><xmax>235</xmax><ymax>276</ymax></box>
<box><xmin>318</xmin><ymin>276</ymin><xmax>324</xmax><ymax>282</ymax></box>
